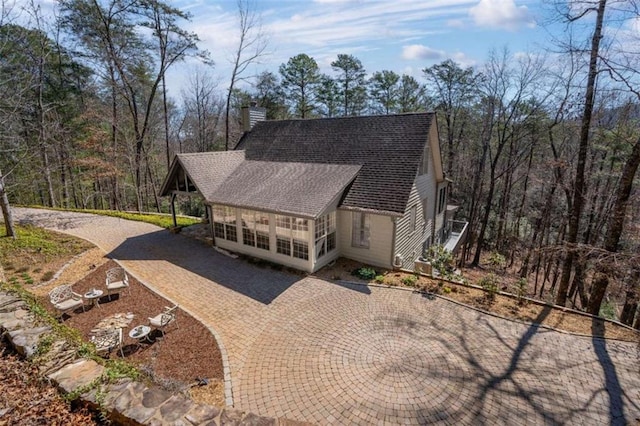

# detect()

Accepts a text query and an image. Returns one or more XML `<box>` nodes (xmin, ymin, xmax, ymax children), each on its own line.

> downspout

<box><xmin>390</xmin><ymin>216</ymin><xmax>397</xmax><ymax>268</ymax></box>
<box><xmin>431</xmin><ymin>184</ymin><xmax>439</xmax><ymax>244</ymax></box>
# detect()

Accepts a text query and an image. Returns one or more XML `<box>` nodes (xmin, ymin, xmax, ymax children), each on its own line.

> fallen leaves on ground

<box><xmin>0</xmin><ymin>345</ymin><xmax>95</xmax><ymax>425</ymax></box>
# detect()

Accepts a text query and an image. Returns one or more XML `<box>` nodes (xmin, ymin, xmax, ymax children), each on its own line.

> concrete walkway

<box><xmin>11</xmin><ymin>208</ymin><xmax>640</xmax><ymax>425</ymax></box>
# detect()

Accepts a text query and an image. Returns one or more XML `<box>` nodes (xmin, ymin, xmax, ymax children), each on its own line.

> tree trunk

<box><xmin>0</xmin><ymin>170</ymin><xmax>17</xmax><ymax>239</ymax></box>
<box><xmin>586</xmin><ymin>135</ymin><xmax>640</xmax><ymax>314</ymax></box>
<box><xmin>557</xmin><ymin>0</ymin><xmax>607</xmax><ymax>306</ymax></box>
<box><xmin>620</xmin><ymin>291</ymin><xmax>638</xmax><ymax>326</ymax></box>
<box><xmin>619</xmin><ymin>266</ymin><xmax>639</xmax><ymax>325</ymax></box>
<box><xmin>162</xmin><ymin>73</ymin><xmax>171</xmax><ymax>169</ymax></box>
<box><xmin>472</xmin><ymin>168</ymin><xmax>497</xmax><ymax>265</ymax></box>
<box><xmin>109</xmin><ymin>67</ymin><xmax>120</xmax><ymax>211</ymax></box>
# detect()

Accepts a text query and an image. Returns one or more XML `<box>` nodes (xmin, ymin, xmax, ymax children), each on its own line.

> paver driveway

<box><xmin>11</xmin><ymin>208</ymin><xmax>640</xmax><ymax>425</ymax></box>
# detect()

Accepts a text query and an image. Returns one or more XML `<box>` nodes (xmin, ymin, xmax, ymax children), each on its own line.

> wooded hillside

<box><xmin>1</xmin><ymin>0</ymin><xmax>638</xmax><ymax>326</ymax></box>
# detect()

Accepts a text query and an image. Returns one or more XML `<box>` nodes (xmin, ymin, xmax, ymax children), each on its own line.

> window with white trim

<box><xmin>352</xmin><ymin>212</ymin><xmax>370</xmax><ymax>248</ymax></box>
<box><xmin>315</xmin><ymin>212</ymin><xmax>336</xmax><ymax>260</ymax></box>
<box><xmin>212</xmin><ymin>205</ymin><xmax>237</xmax><ymax>242</ymax></box>
<box><xmin>275</xmin><ymin>214</ymin><xmax>309</xmax><ymax>260</ymax></box>
<box><xmin>241</xmin><ymin>209</ymin><xmax>269</xmax><ymax>250</ymax></box>
<box><xmin>438</xmin><ymin>187</ymin><xmax>446</xmax><ymax>214</ymax></box>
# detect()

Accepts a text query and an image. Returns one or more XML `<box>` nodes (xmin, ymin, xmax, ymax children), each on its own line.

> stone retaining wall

<box><xmin>0</xmin><ymin>291</ymin><xmax>310</xmax><ymax>426</ymax></box>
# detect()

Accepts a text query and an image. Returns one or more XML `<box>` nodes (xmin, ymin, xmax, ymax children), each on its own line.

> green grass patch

<box><xmin>0</xmin><ymin>224</ymin><xmax>92</xmax><ymax>264</ymax></box>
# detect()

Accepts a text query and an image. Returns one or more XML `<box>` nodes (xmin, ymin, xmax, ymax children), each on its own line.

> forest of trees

<box><xmin>1</xmin><ymin>0</ymin><xmax>638</xmax><ymax>326</ymax></box>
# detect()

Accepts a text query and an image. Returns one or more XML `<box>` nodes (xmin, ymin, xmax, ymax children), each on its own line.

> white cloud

<box><xmin>447</xmin><ymin>19</ymin><xmax>465</xmax><ymax>29</ymax></box>
<box><xmin>401</xmin><ymin>44</ymin><xmax>475</xmax><ymax>67</ymax></box>
<box><xmin>469</xmin><ymin>0</ymin><xmax>535</xmax><ymax>31</ymax></box>
<box><xmin>402</xmin><ymin>44</ymin><xmax>445</xmax><ymax>60</ymax></box>
<box><xmin>451</xmin><ymin>51</ymin><xmax>476</xmax><ymax>67</ymax></box>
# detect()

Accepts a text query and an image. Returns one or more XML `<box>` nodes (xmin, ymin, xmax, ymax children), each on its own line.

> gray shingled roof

<box><xmin>159</xmin><ymin>151</ymin><xmax>245</xmax><ymax>198</ymax></box>
<box><xmin>236</xmin><ymin>113</ymin><xmax>433</xmax><ymax>216</ymax></box>
<box><xmin>209</xmin><ymin>161</ymin><xmax>361</xmax><ymax>219</ymax></box>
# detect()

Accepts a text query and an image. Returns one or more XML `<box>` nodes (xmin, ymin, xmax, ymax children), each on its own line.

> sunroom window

<box><xmin>241</xmin><ymin>209</ymin><xmax>269</xmax><ymax>251</ymax></box>
<box><xmin>213</xmin><ymin>205</ymin><xmax>237</xmax><ymax>242</ymax></box>
<box><xmin>315</xmin><ymin>212</ymin><xmax>336</xmax><ymax>259</ymax></box>
<box><xmin>276</xmin><ymin>214</ymin><xmax>309</xmax><ymax>260</ymax></box>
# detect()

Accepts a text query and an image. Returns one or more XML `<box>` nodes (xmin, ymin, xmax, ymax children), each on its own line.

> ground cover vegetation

<box><xmin>0</xmin><ymin>0</ymin><xmax>639</xmax><ymax>326</ymax></box>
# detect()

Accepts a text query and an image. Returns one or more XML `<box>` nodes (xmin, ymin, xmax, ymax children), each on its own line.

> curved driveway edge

<box><xmin>10</xmin><ymin>208</ymin><xmax>640</xmax><ymax>425</ymax></box>
<box><xmin>111</xmin><ymin>259</ymin><xmax>235</xmax><ymax>407</ymax></box>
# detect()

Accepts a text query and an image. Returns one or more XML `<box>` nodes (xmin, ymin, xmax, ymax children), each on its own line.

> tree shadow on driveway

<box><xmin>591</xmin><ymin>317</ymin><xmax>640</xmax><ymax>425</ymax></box>
<box><xmin>107</xmin><ymin>230</ymin><xmax>301</xmax><ymax>305</ymax></box>
<box><xmin>407</xmin><ymin>301</ymin><xmax>640</xmax><ymax>424</ymax></box>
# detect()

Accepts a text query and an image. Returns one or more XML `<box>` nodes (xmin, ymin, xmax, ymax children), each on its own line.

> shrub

<box><xmin>374</xmin><ymin>275</ymin><xmax>385</xmax><ymax>284</ymax></box>
<box><xmin>514</xmin><ymin>277</ymin><xmax>528</xmax><ymax>305</ymax></box>
<box><xmin>424</xmin><ymin>245</ymin><xmax>454</xmax><ymax>278</ymax></box>
<box><xmin>478</xmin><ymin>273</ymin><xmax>499</xmax><ymax>301</ymax></box>
<box><xmin>353</xmin><ymin>267</ymin><xmax>377</xmax><ymax>280</ymax></box>
<box><xmin>599</xmin><ymin>300</ymin><xmax>617</xmax><ymax>320</ymax></box>
<box><xmin>487</xmin><ymin>251</ymin><xmax>506</xmax><ymax>269</ymax></box>
<box><xmin>401</xmin><ymin>274</ymin><xmax>418</xmax><ymax>287</ymax></box>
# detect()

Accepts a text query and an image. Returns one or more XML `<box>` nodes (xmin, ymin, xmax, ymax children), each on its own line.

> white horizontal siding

<box><xmin>393</xmin><ymin>184</ymin><xmax>429</xmax><ymax>270</ymax></box>
<box><xmin>434</xmin><ymin>182</ymin><xmax>447</xmax><ymax>243</ymax></box>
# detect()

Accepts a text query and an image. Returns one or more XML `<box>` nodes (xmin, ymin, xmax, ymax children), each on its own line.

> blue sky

<box><xmin>166</xmin><ymin>0</ymin><xmax>546</xmax><ymax>94</ymax></box>
<box><xmin>12</xmin><ymin>0</ymin><xmax>573</xmax><ymax>96</ymax></box>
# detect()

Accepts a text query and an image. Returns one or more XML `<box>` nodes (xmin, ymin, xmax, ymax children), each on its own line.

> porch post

<box><xmin>170</xmin><ymin>193</ymin><xmax>177</xmax><ymax>228</ymax></box>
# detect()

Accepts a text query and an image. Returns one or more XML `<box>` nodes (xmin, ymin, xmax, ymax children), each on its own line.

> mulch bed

<box><xmin>39</xmin><ymin>261</ymin><xmax>224</xmax><ymax>392</ymax></box>
<box><xmin>314</xmin><ymin>257</ymin><xmax>640</xmax><ymax>342</ymax></box>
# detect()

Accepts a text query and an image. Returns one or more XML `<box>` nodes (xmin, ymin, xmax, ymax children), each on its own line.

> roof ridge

<box><xmin>177</xmin><ymin>150</ymin><xmax>244</xmax><ymax>157</ymax></box>
<box><xmin>253</xmin><ymin>112</ymin><xmax>433</xmax><ymax>125</ymax></box>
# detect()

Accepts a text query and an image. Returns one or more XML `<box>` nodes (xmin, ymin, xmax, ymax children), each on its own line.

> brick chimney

<box><xmin>241</xmin><ymin>102</ymin><xmax>267</xmax><ymax>132</ymax></box>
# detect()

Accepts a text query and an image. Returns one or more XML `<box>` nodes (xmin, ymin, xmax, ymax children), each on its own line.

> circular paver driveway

<box><xmin>239</xmin><ymin>281</ymin><xmax>639</xmax><ymax>424</ymax></box>
<box><xmin>10</xmin><ymin>208</ymin><xmax>640</xmax><ymax>425</ymax></box>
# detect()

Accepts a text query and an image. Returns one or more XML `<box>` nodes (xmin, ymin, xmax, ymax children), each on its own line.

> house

<box><xmin>159</xmin><ymin>111</ymin><xmax>459</xmax><ymax>273</ymax></box>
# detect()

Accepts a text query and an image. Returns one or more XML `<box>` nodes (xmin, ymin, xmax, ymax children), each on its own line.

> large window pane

<box><xmin>277</xmin><ymin>236</ymin><xmax>291</xmax><ymax>255</ymax></box>
<box><xmin>213</xmin><ymin>205</ymin><xmax>237</xmax><ymax>242</ymax></box>
<box><xmin>352</xmin><ymin>212</ymin><xmax>370</xmax><ymax>248</ymax></box>
<box><xmin>293</xmin><ymin>240</ymin><xmax>309</xmax><ymax>260</ymax></box>
<box><xmin>225</xmin><ymin>224</ymin><xmax>237</xmax><ymax>242</ymax></box>
<box><xmin>315</xmin><ymin>212</ymin><xmax>337</xmax><ymax>260</ymax></box>
<box><xmin>256</xmin><ymin>232</ymin><xmax>270</xmax><ymax>250</ymax></box>
<box><xmin>327</xmin><ymin>231</ymin><xmax>336</xmax><ymax>252</ymax></box>
<box><xmin>242</xmin><ymin>227</ymin><xmax>255</xmax><ymax>246</ymax></box>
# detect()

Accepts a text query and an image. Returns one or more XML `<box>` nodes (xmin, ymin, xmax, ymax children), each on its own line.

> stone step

<box><xmin>8</xmin><ymin>326</ymin><xmax>51</xmax><ymax>357</ymax></box>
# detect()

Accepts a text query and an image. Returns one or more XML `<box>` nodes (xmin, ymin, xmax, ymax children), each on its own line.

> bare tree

<box><xmin>471</xmin><ymin>49</ymin><xmax>548</xmax><ymax>266</ymax></box>
<box><xmin>224</xmin><ymin>0</ymin><xmax>267</xmax><ymax>150</ymax></box>
<box><xmin>0</xmin><ymin>1</ymin><xmax>17</xmax><ymax>237</ymax></box>
<box><xmin>0</xmin><ymin>169</ymin><xmax>16</xmax><ymax>238</ymax></box>
<box><xmin>555</xmin><ymin>0</ymin><xmax>608</xmax><ymax>306</ymax></box>
<box><xmin>180</xmin><ymin>66</ymin><xmax>225</xmax><ymax>152</ymax></box>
